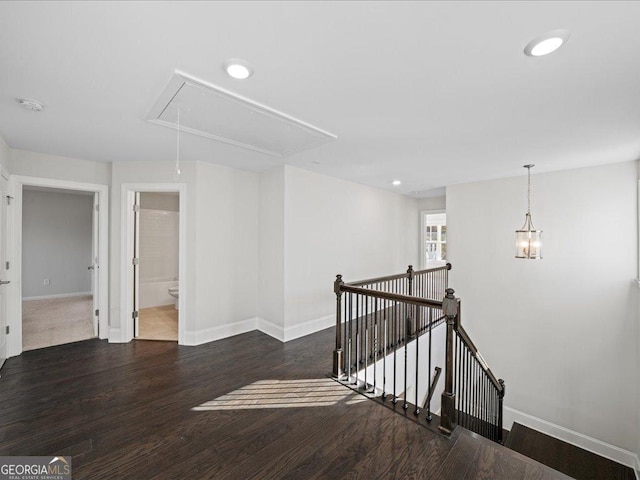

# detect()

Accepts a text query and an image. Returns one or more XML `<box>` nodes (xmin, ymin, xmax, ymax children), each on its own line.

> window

<box><xmin>423</xmin><ymin>212</ymin><xmax>446</xmax><ymax>266</ymax></box>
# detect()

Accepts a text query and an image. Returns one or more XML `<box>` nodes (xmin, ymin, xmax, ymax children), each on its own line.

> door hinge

<box><xmin>132</xmin><ymin>311</ymin><xmax>139</xmax><ymax>319</ymax></box>
<box><xmin>95</xmin><ymin>309</ymin><xmax>99</xmax><ymax>317</ymax></box>
<box><xmin>6</xmin><ymin>195</ymin><xmax>13</xmax><ymax>205</ymax></box>
<box><xmin>132</xmin><ymin>257</ymin><xmax>139</xmax><ymax>266</ymax></box>
<box><xmin>5</xmin><ymin>326</ymin><xmax>9</xmax><ymax>335</ymax></box>
<box><xmin>95</xmin><ymin>204</ymin><xmax>99</xmax><ymax>212</ymax></box>
<box><xmin>133</xmin><ymin>204</ymin><xmax>140</xmax><ymax>212</ymax></box>
<box><xmin>5</xmin><ymin>261</ymin><xmax>9</xmax><ymax>270</ymax></box>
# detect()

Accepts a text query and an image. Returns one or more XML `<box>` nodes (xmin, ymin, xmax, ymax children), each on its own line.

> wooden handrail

<box><xmin>340</xmin><ymin>284</ymin><xmax>444</xmax><ymax>310</ymax></box>
<box><xmin>346</xmin><ymin>272</ymin><xmax>408</xmax><ymax>286</ymax></box>
<box><xmin>345</xmin><ymin>263</ymin><xmax>451</xmax><ymax>287</ymax></box>
<box><xmin>413</xmin><ymin>263</ymin><xmax>452</xmax><ymax>276</ymax></box>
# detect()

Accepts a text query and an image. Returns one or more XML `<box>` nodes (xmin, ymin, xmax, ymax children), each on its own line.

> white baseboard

<box><xmin>282</xmin><ymin>314</ymin><xmax>334</xmax><ymax>342</ymax></box>
<box><xmin>23</xmin><ymin>291</ymin><xmax>92</xmax><ymax>301</ymax></box>
<box><xmin>108</xmin><ymin>328</ymin><xmax>125</xmax><ymax>343</ymax></box>
<box><xmin>504</xmin><ymin>406</ymin><xmax>640</xmax><ymax>471</ymax></box>
<box><xmin>181</xmin><ymin>314</ymin><xmax>335</xmax><ymax>347</ymax></box>
<box><xmin>256</xmin><ymin>317</ymin><xmax>284</xmax><ymax>342</ymax></box>
<box><xmin>183</xmin><ymin>317</ymin><xmax>258</xmax><ymax>346</ymax></box>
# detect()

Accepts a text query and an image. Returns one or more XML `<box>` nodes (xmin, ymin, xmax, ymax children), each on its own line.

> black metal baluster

<box><xmin>403</xmin><ymin>300</ymin><xmax>408</xmax><ymax>410</ymax></box>
<box><xmin>354</xmin><ymin>293</ymin><xmax>360</xmax><ymax>386</ymax></box>
<box><xmin>426</xmin><ymin>307</ymin><xmax>433</xmax><ymax>421</ymax></box>
<box><xmin>382</xmin><ymin>298</ymin><xmax>387</xmax><ymax>400</ymax></box>
<box><xmin>456</xmin><ymin>335</ymin><xmax>460</xmax><ymax>421</ymax></box>
<box><xmin>347</xmin><ymin>292</ymin><xmax>352</xmax><ymax>381</ymax></box>
<box><xmin>363</xmin><ymin>293</ymin><xmax>369</xmax><ymax>391</ymax></box>
<box><xmin>373</xmin><ymin>297</ymin><xmax>378</xmax><ymax>395</ymax></box>
<box><xmin>465</xmin><ymin>346</ymin><xmax>470</xmax><ymax>429</ymax></box>
<box><xmin>392</xmin><ymin>301</ymin><xmax>398</xmax><ymax>404</ymax></box>
<box><xmin>414</xmin><ymin>303</ymin><xmax>420</xmax><ymax>414</ymax></box>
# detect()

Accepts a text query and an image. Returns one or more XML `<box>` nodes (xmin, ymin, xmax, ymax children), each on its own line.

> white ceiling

<box><xmin>1</xmin><ymin>1</ymin><xmax>639</xmax><ymax>197</ymax></box>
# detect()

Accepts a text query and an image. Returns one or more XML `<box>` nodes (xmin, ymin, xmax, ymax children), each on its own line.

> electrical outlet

<box><xmin>43</xmin><ymin>279</ymin><xmax>50</xmax><ymax>286</ymax></box>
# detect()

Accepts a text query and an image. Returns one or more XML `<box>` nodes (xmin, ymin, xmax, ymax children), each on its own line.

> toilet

<box><xmin>168</xmin><ymin>286</ymin><xmax>179</xmax><ymax>310</ymax></box>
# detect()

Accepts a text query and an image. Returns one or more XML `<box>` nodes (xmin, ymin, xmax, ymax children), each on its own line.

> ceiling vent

<box><xmin>147</xmin><ymin>71</ymin><xmax>337</xmax><ymax>157</ymax></box>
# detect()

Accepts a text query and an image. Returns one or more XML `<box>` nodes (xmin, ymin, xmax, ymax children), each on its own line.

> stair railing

<box><xmin>332</xmin><ymin>266</ymin><xmax>506</xmax><ymax>443</ymax></box>
<box><xmin>440</xmin><ymin>288</ymin><xmax>506</xmax><ymax>443</ymax></box>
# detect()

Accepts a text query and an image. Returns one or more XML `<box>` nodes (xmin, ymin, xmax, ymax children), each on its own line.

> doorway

<box><xmin>0</xmin><ymin>172</ymin><xmax>9</xmax><ymax>368</ymax></box>
<box><xmin>5</xmin><ymin>176</ymin><xmax>109</xmax><ymax>358</ymax></box>
<box><xmin>21</xmin><ymin>187</ymin><xmax>97</xmax><ymax>350</ymax></box>
<box><xmin>121</xmin><ymin>183</ymin><xmax>186</xmax><ymax>345</ymax></box>
<box><xmin>135</xmin><ymin>192</ymin><xmax>179</xmax><ymax>341</ymax></box>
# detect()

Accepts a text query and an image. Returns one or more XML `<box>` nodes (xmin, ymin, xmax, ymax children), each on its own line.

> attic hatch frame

<box><xmin>146</xmin><ymin>70</ymin><xmax>337</xmax><ymax>158</ymax></box>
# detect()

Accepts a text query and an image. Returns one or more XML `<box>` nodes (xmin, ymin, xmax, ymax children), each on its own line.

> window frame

<box><xmin>420</xmin><ymin>209</ymin><xmax>447</xmax><ymax>269</ymax></box>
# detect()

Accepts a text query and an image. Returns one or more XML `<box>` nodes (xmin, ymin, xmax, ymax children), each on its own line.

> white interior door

<box><xmin>0</xmin><ymin>175</ymin><xmax>9</xmax><ymax>368</ymax></box>
<box><xmin>90</xmin><ymin>193</ymin><xmax>99</xmax><ymax>337</ymax></box>
<box><xmin>133</xmin><ymin>192</ymin><xmax>140</xmax><ymax>338</ymax></box>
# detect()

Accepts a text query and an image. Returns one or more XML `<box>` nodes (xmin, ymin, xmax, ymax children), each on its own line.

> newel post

<box><xmin>439</xmin><ymin>288</ymin><xmax>458</xmax><ymax>435</ymax></box>
<box><xmin>406</xmin><ymin>265</ymin><xmax>415</xmax><ymax>338</ymax></box>
<box><xmin>498</xmin><ymin>379</ymin><xmax>505</xmax><ymax>444</ymax></box>
<box><xmin>332</xmin><ymin>274</ymin><xmax>345</xmax><ymax>379</ymax></box>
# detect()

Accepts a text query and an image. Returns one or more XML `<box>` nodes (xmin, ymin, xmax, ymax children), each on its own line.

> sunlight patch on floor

<box><xmin>192</xmin><ymin>378</ymin><xmax>368</xmax><ymax>411</ymax></box>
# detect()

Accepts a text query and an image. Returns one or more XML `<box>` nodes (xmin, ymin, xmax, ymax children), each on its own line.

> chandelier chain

<box><xmin>527</xmin><ymin>165</ymin><xmax>531</xmax><ymax>215</ymax></box>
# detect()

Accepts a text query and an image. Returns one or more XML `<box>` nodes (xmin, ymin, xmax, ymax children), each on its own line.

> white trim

<box><xmin>281</xmin><ymin>314</ymin><xmax>334</xmax><ymax>342</ymax></box>
<box><xmin>120</xmin><ymin>183</ymin><xmax>187</xmax><ymax>345</ymax></box>
<box><xmin>23</xmin><ymin>291</ymin><xmax>91</xmax><ymax>301</ymax></box>
<box><xmin>420</xmin><ymin>208</ymin><xmax>446</xmax><ymax>269</ymax></box>
<box><xmin>7</xmin><ymin>175</ymin><xmax>109</xmax><ymax>357</ymax></box>
<box><xmin>179</xmin><ymin>314</ymin><xmax>335</xmax><ymax>347</ymax></box>
<box><xmin>256</xmin><ymin>317</ymin><xmax>284</xmax><ymax>342</ymax></box>
<box><xmin>504</xmin><ymin>406</ymin><xmax>640</xmax><ymax>471</ymax></box>
<box><xmin>183</xmin><ymin>317</ymin><xmax>258</xmax><ymax>346</ymax></box>
<box><xmin>108</xmin><ymin>328</ymin><xmax>125</xmax><ymax>343</ymax></box>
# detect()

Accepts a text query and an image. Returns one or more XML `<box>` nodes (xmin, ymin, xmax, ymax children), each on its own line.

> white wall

<box><xmin>280</xmin><ymin>166</ymin><xmax>420</xmax><ymax>339</ymax></box>
<box><xmin>110</xmin><ymin>160</ymin><xmax>260</xmax><ymax>344</ymax></box>
<box><xmin>110</xmin><ymin>160</ymin><xmax>197</xmax><ymax>341</ymax></box>
<box><xmin>193</xmin><ymin>161</ymin><xmax>259</xmax><ymax>337</ymax></box>
<box><xmin>258</xmin><ymin>166</ymin><xmax>285</xmax><ymax>332</ymax></box>
<box><xmin>447</xmin><ymin>161</ymin><xmax>639</xmax><ymax>453</ymax></box>
<box><xmin>0</xmin><ymin>136</ymin><xmax>9</xmax><ymax>172</ymax></box>
<box><xmin>418</xmin><ymin>195</ymin><xmax>446</xmax><ymax>211</ymax></box>
<box><xmin>10</xmin><ymin>149</ymin><xmax>111</xmax><ymax>185</ymax></box>
<box><xmin>22</xmin><ymin>189</ymin><xmax>93</xmax><ymax>298</ymax></box>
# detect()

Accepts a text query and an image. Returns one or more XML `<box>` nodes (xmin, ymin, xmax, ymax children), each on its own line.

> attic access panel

<box><xmin>147</xmin><ymin>71</ymin><xmax>337</xmax><ymax>157</ymax></box>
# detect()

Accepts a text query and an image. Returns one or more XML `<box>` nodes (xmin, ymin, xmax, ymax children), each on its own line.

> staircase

<box><xmin>505</xmin><ymin>423</ymin><xmax>636</xmax><ymax>480</ymax></box>
<box><xmin>330</xmin><ymin>265</ymin><xmax>637</xmax><ymax>480</ymax></box>
<box><xmin>331</xmin><ymin>264</ymin><xmax>505</xmax><ymax>443</ymax></box>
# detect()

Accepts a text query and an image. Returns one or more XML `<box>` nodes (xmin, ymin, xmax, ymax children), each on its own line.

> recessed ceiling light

<box><xmin>392</xmin><ymin>180</ymin><xmax>402</xmax><ymax>186</ymax></box>
<box><xmin>17</xmin><ymin>98</ymin><xmax>44</xmax><ymax>112</ymax></box>
<box><xmin>223</xmin><ymin>58</ymin><xmax>253</xmax><ymax>79</ymax></box>
<box><xmin>524</xmin><ymin>30</ymin><xmax>571</xmax><ymax>57</ymax></box>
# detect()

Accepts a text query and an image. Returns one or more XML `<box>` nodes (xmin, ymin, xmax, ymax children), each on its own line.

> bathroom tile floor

<box><xmin>137</xmin><ymin>305</ymin><xmax>178</xmax><ymax>341</ymax></box>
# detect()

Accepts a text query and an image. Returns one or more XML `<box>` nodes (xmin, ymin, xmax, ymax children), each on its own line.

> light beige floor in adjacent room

<box><xmin>138</xmin><ymin>305</ymin><xmax>178</xmax><ymax>341</ymax></box>
<box><xmin>22</xmin><ymin>295</ymin><xmax>95</xmax><ymax>351</ymax></box>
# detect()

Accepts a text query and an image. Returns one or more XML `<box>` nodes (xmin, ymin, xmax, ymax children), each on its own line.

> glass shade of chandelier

<box><xmin>515</xmin><ymin>164</ymin><xmax>542</xmax><ymax>259</ymax></box>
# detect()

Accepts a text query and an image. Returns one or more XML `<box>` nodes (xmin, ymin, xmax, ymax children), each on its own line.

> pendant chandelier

<box><xmin>515</xmin><ymin>164</ymin><xmax>542</xmax><ymax>259</ymax></box>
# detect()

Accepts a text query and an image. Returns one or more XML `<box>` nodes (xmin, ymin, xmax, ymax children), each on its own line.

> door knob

<box><xmin>0</xmin><ymin>280</ymin><xmax>10</xmax><ymax>285</ymax></box>
<box><xmin>88</xmin><ymin>265</ymin><xmax>94</xmax><ymax>270</ymax></box>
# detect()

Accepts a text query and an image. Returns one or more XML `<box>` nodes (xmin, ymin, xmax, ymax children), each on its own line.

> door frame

<box><xmin>120</xmin><ymin>183</ymin><xmax>186</xmax><ymax>344</ymax></box>
<box><xmin>6</xmin><ymin>175</ymin><xmax>109</xmax><ymax>358</ymax></box>
<box><xmin>0</xmin><ymin>169</ymin><xmax>9</xmax><ymax>368</ymax></box>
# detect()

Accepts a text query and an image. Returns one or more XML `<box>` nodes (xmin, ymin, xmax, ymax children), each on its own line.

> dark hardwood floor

<box><xmin>0</xmin><ymin>327</ymin><xmax>571</xmax><ymax>479</ymax></box>
<box><xmin>505</xmin><ymin>422</ymin><xmax>636</xmax><ymax>480</ymax></box>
